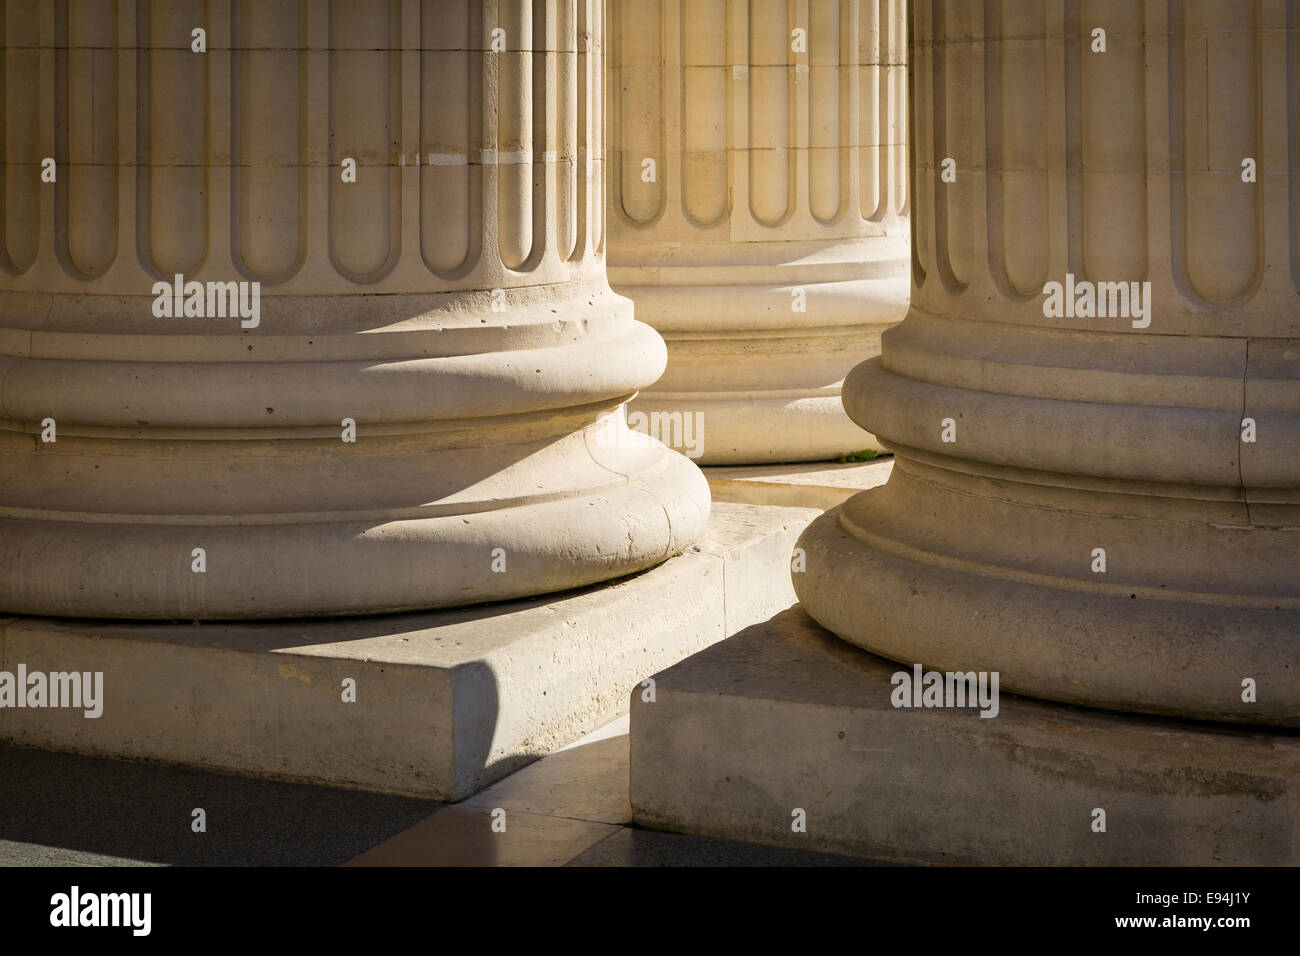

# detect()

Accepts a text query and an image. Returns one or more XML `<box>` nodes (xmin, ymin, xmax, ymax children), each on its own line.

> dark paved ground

<box><xmin>566</xmin><ymin>827</ymin><xmax>877</xmax><ymax>867</ymax></box>
<box><xmin>0</xmin><ymin>743</ymin><xmax>440</xmax><ymax>866</ymax></box>
<box><xmin>0</xmin><ymin>744</ymin><xmax>874</xmax><ymax>867</ymax></box>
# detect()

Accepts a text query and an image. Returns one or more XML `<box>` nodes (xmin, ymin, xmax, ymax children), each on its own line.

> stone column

<box><xmin>0</xmin><ymin>0</ymin><xmax>709</xmax><ymax>620</ymax></box>
<box><xmin>606</xmin><ymin>0</ymin><xmax>909</xmax><ymax>464</ymax></box>
<box><xmin>795</xmin><ymin>0</ymin><xmax>1299</xmax><ymax>726</ymax></box>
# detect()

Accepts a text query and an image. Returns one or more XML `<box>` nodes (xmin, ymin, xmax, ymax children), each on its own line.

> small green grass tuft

<box><xmin>836</xmin><ymin>449</ymin><xmax>879</xmax><ymax>463</ymax></box>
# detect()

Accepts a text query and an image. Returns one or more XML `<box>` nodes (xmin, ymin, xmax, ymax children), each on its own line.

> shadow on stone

<box><xmin>0</xmin><ymin>743</ymin><xmax>441</xmax><ymax>866</ymax></box>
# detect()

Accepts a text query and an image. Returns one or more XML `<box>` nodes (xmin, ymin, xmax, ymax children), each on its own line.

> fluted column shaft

<box><xmin>795</xmin><ymin>0</ymin><xmax>1300</xmax><ymax>726</ymax></box>
<box><xmin>606</xmin><ymin>0</ymin><xmax>909</xmax><ymax>464</ymax></box>
<box><xmin>0</xmin><ymin>0</ymin><xmax>709</xmax><ymax>620</ymax></box>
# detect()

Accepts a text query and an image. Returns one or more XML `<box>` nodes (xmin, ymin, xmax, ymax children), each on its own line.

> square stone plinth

<box><xmin>0</xmin><ymin>503</ymin><xmax>816</xmax><ymax>802</ymax></box>
<box><xmin>630</xmin><ymin>606</ymin><xmax>1300</xmax><ymax>865</ymax></box>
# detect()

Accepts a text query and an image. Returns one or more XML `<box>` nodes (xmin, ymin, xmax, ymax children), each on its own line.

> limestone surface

<box><xmin>795</xmin><ymin>0</ymin><xmax>1300</xmax><ymax>727</ymax></box>
<box><xmin>0</xmin><ymin>1</ymin><xmax>711</xmax><ymax>619</ymax></box>
<box><xmin>0</xmin><ymin>503</ymin><xmax>817</xmax><ymax>801</ymax></box>
<box><xmin>631</xmin><ymin>607</ymin><xmax>1300</xmax><ymax>866</ymax></box>
<box><xmin>606</xmin><ymin>0</ymin><xmax>911</xmax><ymax>464</ymax></box>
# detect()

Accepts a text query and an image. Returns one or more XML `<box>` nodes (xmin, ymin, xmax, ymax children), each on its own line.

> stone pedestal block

<box><xmin>630</xmin><ymin>607</ymin><xmax>1300</xmax><ymax>866</ymax></box>
<box><xmin>606</xmin><ymin>0</ymin><xmax>910</xmax><ymax>464</ymax></box>
<box><xmin>0</xmin><ymin>503</ymin><xmax>816</xmax><ymax>801</ymax></box>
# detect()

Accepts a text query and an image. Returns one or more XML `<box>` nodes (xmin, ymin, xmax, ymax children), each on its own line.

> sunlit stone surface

<box><xmin>0</xmin><ymin>0</ymin><xmax>709</xmax><ymax>619</ymax></box>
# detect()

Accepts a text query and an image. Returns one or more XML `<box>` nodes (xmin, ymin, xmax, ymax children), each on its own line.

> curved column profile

<box><xmin>606</xmin><ymin>0</ymin><xmax>909</xmax><ymax>464</ymax></box>
<box><xmin>796</xmin><ymin>0</ymin><xmax>1300</xmax><ymax>726</ymax></box>
<box><xmin>0</xmin><ymin>0</ymin><xmax>709</xmax><ymax>620</ymax></box>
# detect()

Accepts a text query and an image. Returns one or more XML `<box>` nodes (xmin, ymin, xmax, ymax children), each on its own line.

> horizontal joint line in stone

<box><xmin>0</xmin><ymin>46</ymin><xmax>602</xmax><ymax>54</ymax></box>
<box><xmin>921</xmin><ymin>28</ymin><xmax>1286</xmax><ymax>45</ymax></box>
<box><xmin>3</xmin><ymin>157</ymin><xmax>587</xmax><ymax>169</ymax></box>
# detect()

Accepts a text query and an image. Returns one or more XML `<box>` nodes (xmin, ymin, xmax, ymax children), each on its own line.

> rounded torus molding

<box><xmin>794</xmin><ymin>0</ymin><xmax>1300</xmax><ymax>727</ymax></box>
<box><xmin>0</xmin><ymin>0</ymin><xmax>709</xmax><ymax>620</ymax></box>
<box><xmin>606</xmin><ymin>0</ymin><xmax>910</xmax><ymax>465</ymax></box>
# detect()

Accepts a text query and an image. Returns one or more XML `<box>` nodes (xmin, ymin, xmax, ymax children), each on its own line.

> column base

<box><xmin>793</xmin><ymin>461</ymin><xmax>1300</xmax><ymax>727</ymax></box>
<box><xmin>630</xmin><ymin>606</ymin><xmax>1300</xmax><ymax>866</ymax></box>
<box><xmin>0</xmin><ymin>406</ymin><xmax>712</xmax><ymax>620</ymax></box>
<box><xmin>612</xmin><ymin>237</ymin><xmax>909</xmax><ymax>466</ymax></box>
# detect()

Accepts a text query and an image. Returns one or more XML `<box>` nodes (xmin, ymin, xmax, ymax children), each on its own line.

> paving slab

<box><xmin>344</xmin><ymin>805</ymin><xmax>620</xmax><ymax>867</ymax></box>
<box><xmin>459</xmin><ymin>715</ymin><xmax>632</xmax><ymax>825</ymax></box>
<box><xmin>565</xmin><ymin>826</ymin><xmax>874</xmax><ymax>867</ymax></box>
<box><xmin>0</xmin><ymin>742</ymin><xmax>437</xmax><ymax>866</ymax></box>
